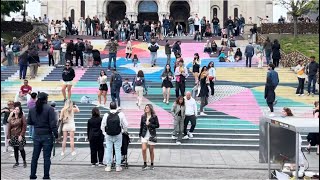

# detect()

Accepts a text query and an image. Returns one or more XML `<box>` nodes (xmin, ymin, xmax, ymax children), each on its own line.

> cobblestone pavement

<box><xmin>1</xmin><ymin>164</ymin><xmax>268</xmax><ymax>180</ymax></box>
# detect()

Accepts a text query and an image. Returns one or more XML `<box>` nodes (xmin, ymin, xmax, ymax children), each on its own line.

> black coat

<box><xmin>139</xmin><ymin>114</ymin><xmax>159</xmax><ymax>138</ymax></box>
<box><xmin>87</xmin><ymin>117</ymin><xmax>104</xmax><ymax>141</ymax></box>
<box><xmin>272</xmin><ymin>43</ymin><xmax>281</xmax><ymax>60</ymax></box>
<box><xmin>198</xmin><ymin>76</ymin><xmax>209</xmax><ymax>97</ymax></box>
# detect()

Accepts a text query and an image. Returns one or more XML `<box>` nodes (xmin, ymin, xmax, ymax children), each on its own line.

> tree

<box><xmin>275</xmin><ymin>0</ymin><xmax>318</xmax><ymax>37</ymax></box>
<box><xmin>1</xmin><ymin>1</ymin><xmax>24</xmax><ymax>17</ymax></box>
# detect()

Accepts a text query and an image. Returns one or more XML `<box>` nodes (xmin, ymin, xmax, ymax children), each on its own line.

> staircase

<box><xmin>1</xmin><ymin>66</ymin><xmax>20</xmax><ymax>81</ymax></box>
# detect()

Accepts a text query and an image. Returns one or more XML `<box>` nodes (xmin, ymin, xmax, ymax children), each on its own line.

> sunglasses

<box><xmin>66</xmin><ymin>65</ymin><xmax>70</xmax><ymax>67</ymax></box>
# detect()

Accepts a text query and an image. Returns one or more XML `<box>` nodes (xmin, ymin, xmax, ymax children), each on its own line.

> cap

<box><xmin>50</xmin><ymin>101</ymin><xmax>56</xmax><ymax>107</ymax></box>
<box><xmin>37</xmin><ymin>92</ymin><xmax>48</xmax><ymax>99</ymax></box>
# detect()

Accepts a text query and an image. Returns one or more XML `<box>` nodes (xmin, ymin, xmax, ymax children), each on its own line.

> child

<box><xmin>132</xmin><ymin>54</ymin><xmax>138</xmax><ymax>67</ymax></box>
<box><xmin>122</xmin><ymin>78</ymin><xmax>132</xmax><ymax>93</ymax></box>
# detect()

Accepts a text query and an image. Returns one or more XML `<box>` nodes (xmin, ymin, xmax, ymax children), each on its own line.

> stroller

<box><xmin>92</xmin><ymin>49</ymin><xmax>101</xmax><ymax>66</ymax></box>
<box><xmin>112</xmin><ymin>132</ymin><xmax>130</xmax><ymax>169</ymax></box>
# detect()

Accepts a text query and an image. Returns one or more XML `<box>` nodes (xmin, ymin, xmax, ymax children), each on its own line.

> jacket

<box><xmin>75</xmin><ymin>42</ymin><xmax>85</xmax><ymax>52</ymax></box>
<box><xmin>272</xmin><ymin>43</ymin><xmax>281</xmax><ymax>59</ymax></box>
<box><xmin>87</xmin><ymin>116</ymin><xmax>104</xmax><ymax>141</ymax></box>
<box><xmin>306</xmin><ymin>61</ymin><xmax>319</xmax><ymax>76</ymax></box>
<box><xmin>106</xmin><ymin>41</ymin><xmax>119</xmax><ymax>54</ymax></box>
<box><xmin>1</xmin><ymin>107</ymin><xmax>11</xmax><ymax>125</ymax></box>
<box><xmin>139</xmin><ymin>114</ymin><xmax>159</xmax><ymax>138</ymax></box>
<box><xmin>171</xmin><ymin>102</ymin><xmax>186</xmax><ymax>120</ymax></box>
<box><xmin>62</xmin><ymin>68</ymin><xmax>75</xmax><ymax>82</ymax></box>
<box><xmin>165</xmin><ymin>43</ymin><xmax>171</xmax><ymax>54</ymax></box>
<box><xmin>266</xmin><ymin>70</ymin><xmax>279</xmax><ymax>87</ymax></box>
<box><xmin>172</xmin><ymin>43</ymin><xmax>181</xmax><ymax>54</ymax></box>
<box><xmin>7</xmin><ymin>113</ymin><xmax>27</xmax><ymax>138</ymax></box>
<box><xmin>245</xmin><ymin>44</ymin><xmax>254</xmax><ymax>57</ymax></box>
<box><xmin>27</xmin><ymin>104</ymin><xmax>58</xmax><ymax>138</ymax></box>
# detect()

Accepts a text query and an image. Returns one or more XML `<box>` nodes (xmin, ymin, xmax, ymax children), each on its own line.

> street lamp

<box><xmin>23</xmin><ymin>0</ymin><xmax>29</xmax><ymax>22</ymax></box>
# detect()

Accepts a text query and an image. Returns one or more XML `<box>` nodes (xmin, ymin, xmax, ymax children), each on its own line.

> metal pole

<box><xmin>295</xmin><ymin>132</ymin><xmax>299</xmax><ymax>178</ymax></box>
<box><xmin>23</xmin><ymin>0</ymin><xmax>26</xmax><ymax>22</ymax></box>
<box><xmin>267</xmin><ymin>122</ymin><xmax>271</xmax><ymax>179</ymax></box>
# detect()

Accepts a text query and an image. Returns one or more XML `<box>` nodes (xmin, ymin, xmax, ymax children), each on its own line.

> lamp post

<box><xmin>23</xmin><ymin>0</ymin><xmax>29</xmax><ymax>22</ymax></box>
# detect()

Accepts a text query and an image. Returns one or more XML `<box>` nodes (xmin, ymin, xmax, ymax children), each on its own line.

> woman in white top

<box><xmin>5</xmin><ymin>42</ymin><xmax>14</xmax><ymax>66</ymax></box>
<box><xmin>226</xmin><ymin>48</ymin><xmax>235</xmax><ymax>62</ymax></box>
<box><xmin>97</xmin><ymin>70</ymin><xmax>108</xmax><ymax>107</ymax></box>
<box><xmin>50</xmin><ymin>21</ymin><xmax>55</xmax><ymax>37</ymax></box>
<box><xmin>60</xmin><ymin>39</ymin><xmax>67</xmax><ymax>65</ymax></box>
<box><xmin>78</xmin><ymin>17</ymin><xmax>86</xmax><ymax>35</ymax></box>
<box><xmin>207</xmin><ymin>61</ymin><xmax>216</xmax><ymax>96</ymax></box>
<box><xmin>294</xmin><ymin>60</ymin><xmax>307</xmax><ymax>96</ymax></box>
<box><xmin>125</xmin><ymin>40</ymin><xmax>132</xmax><ymax>61</ymax></box>
<box><xmin>59</xmin><ymin>100</ymin><xmax>80</xmax><ymax>156</ymax></box>
<box><xmin>60</xmin><ymin>22</ymin><xmax>67</xmax><ymax>38</ymax></box>
<box><xmin>55</xmin><ymin>21</ymin><xmax>61</xmax><ymax>35</ymax></box>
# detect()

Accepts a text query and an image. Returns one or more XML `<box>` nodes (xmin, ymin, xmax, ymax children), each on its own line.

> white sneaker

<box><xmin>10</xmin><ymin>153</ymin><xmax>14</xmax><ymax>157</ymax></box>
<box><xmin>269</xmin><ymin>113</ymin><xmax>275</xmax><ymax>117</ymax></box>
<box><xmin>296</xmin><ymin>94</ymin><xmax>301</xmax><ymax>96</ymax></box>
<box><xmin>105</xmin><ymin>166</ymin><xmax>111</xmax><ymax>172</ymax></box>
<box><xmin>182</xmin><ymin>135</ymin><xmax>189</xmax><ymax>140</ymax></box>
<box><xmin>300</xmin><ymin>94</ymin><xmax>304</xmax><ymax>96</ymax></box>
<box><xmin>163</xmin><ymin>99</ymin><xmax>166</xmax><ymax>103</ymax></box>
<box><xmin>200</xmin><ymin>112</ymin><xmax>207</xmax><ymax>116</ymax></box>
<box><xmin>91</xmin><ymin>164</ymin><xmax>96</xmax><ymax>167</ymax></box>
<box><xmin>61</xmin><ymin>152</ymin><xmax>65</xmax><ymax>156</ymax></box>
<box><xmin>176</xmin><ymin>141</ymin><xmax>181</xmax><ymax>145</ymax></box>
<box><xmin>116</xmin><ymin>166</ymin><xmax>122</xmax><ymax>172</ymax></box>
<box><xmin>188</xmin><ymin>132</ymin><xmax>193</xmax><ymax>138</ymax></box>
<box><xmin>171</xmin><ymin>135</ymin><xmax>177</xmax><ymax>140</ymax></box>
<box><xmin>96</xmin><ymin>104</ymin><xmax>101</xmax><ymax>107</ymax></box>
<box><xmin>71</xmin><ymin>151</ymin><xmax>76</xmax><ymax>156</ymax></box>
<box><xmin>166</xmin><ymin>101</ymin><xmax>169</xmax><ymax>104</ymax></box>
<box><xmin>98</xmin><ymin>163</ymin><xmax>104</xmax><ymax>167</ymax></box>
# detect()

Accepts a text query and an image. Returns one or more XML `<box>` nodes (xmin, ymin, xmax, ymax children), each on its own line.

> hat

<box><xmin>37</xmin><ymin>92</ymin><xmax>48</xmax><ymax>99</ymax></box>
<box><xmin>50</xmin><ymin>101</ymin><xmax>56</xmax><ymax>107</ymax></box>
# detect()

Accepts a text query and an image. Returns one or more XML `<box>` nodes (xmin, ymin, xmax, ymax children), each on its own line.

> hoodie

<box><xmin>62</xmin><ymin>68</ymin><xmax>75</xmax><ymax>81</ymax></box>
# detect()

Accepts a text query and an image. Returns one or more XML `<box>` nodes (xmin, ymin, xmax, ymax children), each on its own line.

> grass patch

<box><xmin>280</xmin><ymin>34</ymin><xmax>319</xmax><ymax>62</ymax></box>
<box><xmin>1</xmin><ymin>31</ymin><xmax>25</xmax><ymax>43</ymax></box>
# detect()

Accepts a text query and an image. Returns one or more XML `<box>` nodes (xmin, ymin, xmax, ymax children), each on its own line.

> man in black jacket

<box><xmin>61</xmin><ymin>61</ymin><xmax>75</xmax><ymax>101</ymax></box>
<box><xmin>85</xmin><ymin>16</ymin><xmax>92</xmax><ymax>35</ymax></box>
<box><xmin>74</xmin><ymin>38</ymin><xmax>85</xmax><ymax>68</ymax></box>
<box><xmin>306</xmin><ymin>56</ymin><xmax>319</xmax><ymax>96</ymax></box>
<box><xmin>28</xmin><ymin>92</ymin><xmax>58</xmax><ymax>179</ymax></box>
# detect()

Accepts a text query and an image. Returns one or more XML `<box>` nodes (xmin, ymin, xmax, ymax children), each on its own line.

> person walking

<box><xmin>7</xmin><ymin>104</ymin><xmax>27</xmax><ymax>168</ymax></box>
<box><xmin>125</xmin><ymin>39</ymin><xmax>132</xmax><ymax>61</ymax></box>
<box><xmin>5</xmin><ymin>42</ymin><xmax>14</xmax><ymax>66</ymax></box>
<box><xmin>51</xmin><ymin>36</ymin><xmax>61</xmax><ymax>67</ymax></box>
<box><xmin>110</xmin><ymin>69</ymin><xmax>122</xmax><ymax>108</ymax></box>
<box><xmin>165</xmin><ymin>40</ymin><xmax>172</xmax><ymax>65</ymax></box>
<box><xmin>161</xmin><ymin>64</ymin><xmax>174</xmax><ymax>104</ymax></box>
<box><xmin>19</xmin><ymin>51</ymin><xmax>29</xmax><ymax>80</ymax></box>
<box><xmin>139</xmin><ymin>104</ymin><xmax>159</xmax><ymax>170</ymax></box>
<box><xmin>172</xmin><ymin>41</ymin><xmax>181</xmax><ymax>59</ymax></box>
<box><xmin>27</xmin><ymin>50</ymin><xmax>40</xmax><ymax>79</ymax></box>
<box><xmin>106</xmin><ymin>37</ymin><xmax>119</xmax><ymax>71</ymax></box>
<box><xmin>207</xmin><ymin>61</ymin><xmax>216</xmax><ymax>96</ymax></box>
<box><xmin>263</xmin><ymin>37</ymin><xmax>272</xmax><ymax>65</ymax></box>
<box><xmin>148</xmin><ymin>38</ymin><xmax>159</xmax><ymax>67</ymax></box>
<box><xmin>133</xmin><ymin>70</ymin><xmax>148</xmax><ymax>109</ymax></box>
<box><xmin>101</xmin><ymin>102</ymin><xmax>128</xmax><ymax>172</ymax></box>
<box><xmin>245</xmin><ymin>42</ymin><xmax>254</xmax><ymax>67</ymax></box>
<box><xmin>87</xmin><ymin>107</ymin><xmax>105</xmax><ymax>167</ymax></box>
<box><xmin>59</xmin><ymin>100</ymin><xmax>80</xmax><ymax>156</ymax></box>
<box><xmin>85</xmin><ymin>16</ymin><xmax>92</xmax><ymax>36</ymax></box>
<box><xmin>183</xmin><ymin>92</ymin><xmax>197</xmax><ymax>139</ymax></box>
<box><xmin>1</xmin><ymin>101</ymin><xmax>14</xmax><ymax>152</ymax></box>
<box><xmin>264</xmin><ymin>63</ymin><xmax>279</xmax><ymax>117</ymax></box>
<box><xmin>272</xmin><ymin>39</ymin><xmax>281</xmax><ymax>67</ymax></box>
<box><xmin>28</xmin><ymin>92</ymin><xmax>58</xmax><ymax>179</ymax></box>
<box><xmin>192</xmin><ymin>53</ymin><xmax>201</xmax><ymax>84</ymax></box>
<box><xmin>171</xmin><ymin>96</ymin><xmax>185</xmax><ymax>144</ymax></box>
<box><xmin>61</xmin><ymin>61</ymin><xmax>75</xmax><ymax>101</ymax></box>
<box><xmin>306</xmin><ymin>56</ymin><xmax>319</xmax><ymax>97</ymax></box>
<box><xmin>294</xmin><ymin>60</ymin><xmax>307</xmax><ymax>96</ymax></box>
<box><xmin>198</xmin><ymin>66</ymin><xmax>210</xmax><ymax>115</ymax></box>
<box><xmin>174</xmin><ymin>59</ymin><xmax>189</xmax><ymax>98</ymax></box>
<box><xmin>97</xmin><ymin>70</ymin><xmax>108</xmax><ymax>107</ymax></box>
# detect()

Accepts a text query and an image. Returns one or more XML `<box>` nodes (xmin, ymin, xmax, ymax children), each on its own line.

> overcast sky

<box><xmin>5</xmin><ymin>0</ymin><xmax>288</xmax><ymax>22</ymax></box>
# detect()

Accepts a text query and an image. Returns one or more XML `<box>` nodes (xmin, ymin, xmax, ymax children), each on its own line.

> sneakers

<box><xmin>61</xmin><ymin>152</ymin><xmax>65</xmax><ymax>156</ymax></box>
<box><xmin>188</xmin><ymin>132</ymin><xmax>193</xmax><ymax>138</ymax></box>
<box><xmin>163</xmin><ymin>99</ymin><xmax>166</xmax><ymax>103</ymax></box>
<box><xmin>142</xmin><ymin>164</ymin><xmax>148</xmax><ymax>170</ymax></box>
<box><xmin>166</xmin><ymin>101</ymin><xmax>169</xmax><ymax>104</ymax></box>
<box><xmin>305</xmin><ymin>147</ymin><xmax>311</xmax><ymax>154</ymax></box>
<box><xmin>176</xmin><ymin>141</ymin><xmax>181</xmax><ymax>145</ymax></box>
<box><xmin>171</xmin><ymin>135</ymin><xmax>177</xmax><ymax>140</ymax></box>
<box><xmin>98</xmin><ymin>163</ymin><xmax>104</xmax><ymax>167</ymax></box>
<box><xmin>296</xmin><ymin>94</ymin><xmax>301</xmax><ymax>96</ymax></box>
<box><xmin>182</xmin><ymin>135</ymin><xmax>189</xmax><ymax>140</ymax></box>
<box><xmin>3</xmin><ymin>147</ymin><xmax>8</xmax><ymax>153</ymax></box>
<box><xmin>91</xmin><ymin>164</ymin><xmax>96</xmax><ymax>167</ymax></box>
<box><xmin>71</xmin><ymin>151</ymin><xmax>76</xmax><ymax>156</ymax></box>
<box><xmin>116</xmin><ymin>166</ymin><xmax>122</xmax><ymax>172</ymax></box>
<box><xmin>311</xmin><ymin>93</ymin><xmax>315</xmax><ymax>97</ymax></box>
<box><xmin>13</xmin><ymin>163</ymin><xmax>19</xmax><ymax>168</ymax></box>
<box><xmin>200</xmin><ymin>112</ymin><xmax>207</xmax><ymax>116</ymax></box>
<box><xmin>23</xmin><ymin>161</ymin><xmax>27</xmax><ymax>168</ymax></box>
<box><xmin>300</xmin><ymin>94</ymin><xmax>305</xmax><ymax>96</ymax></box>
<box><xmin>149</xmin><ymin>165</ymin><xmax>154</xmax><ymax>170</ymax></box>
<box><xmin>105</xmin><ymin>166</ymin><xmax>111</xmax><ymax>172</ymax></box>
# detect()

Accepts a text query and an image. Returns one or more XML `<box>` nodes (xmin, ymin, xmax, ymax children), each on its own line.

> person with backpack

<box><xmin>87</xmin><ymin>107</ymin><xmax>105</xmax><ymax>167</ymax></box>
<box><xmin>122</xmin><ymin>78</ymin><xmax>132</xmax><ymax>94</ymax></box>
<box><xmin>264</xmin><ymin>63</ymin><xmax>279</xmax><ymax>117</ymax></box>
<box><xmin>101</xmin><ymin>102</ymin><xmax>128</xmax><ymax>172</ymax></box>
<box><xmin>175</xmin><ymin>59</ymin><xmax>189</xmax><ymax>98</ymax></box>
<box><xmin>110</xmin><ymin>69</ymin><xmax>122</xmax><ymax>108</ymax></box>
<box><xmin>133</xmin><ymin>70</ymin><xmax>148</xmax><ymax>109</ymax></box>
<box><xmin>105</xmin><ymin>37</ymin><xmax>119</xmax><ymax>71</ymax></box>
<box><xmin>148</xmin><ymin>38</ymin><xmax>159</xmax><ymax>67</ymax></box>
<box><xmin>12</xmin><ymin>39</ymin><xmax>21</xmax><ymax>65</ymax></box>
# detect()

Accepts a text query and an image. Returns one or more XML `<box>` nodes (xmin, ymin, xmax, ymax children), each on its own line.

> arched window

<box><xmin>71</xmin><ymin>9</ymin><xmax>75</xmax><ymax>23</ymax></box>
<box><xmin>81</xmin><ymin>0</ymin><xmax>85</xmax><ymax>18</ymax></box>
<box><xmin>213</xmin><ymin>8</ymin><xmax>218</xmax><ymax>16</ymax></box>
<box><xmin>234</xmin><ymin>8</ymin><xmax>238</xmax><ymax>18</ymax></box>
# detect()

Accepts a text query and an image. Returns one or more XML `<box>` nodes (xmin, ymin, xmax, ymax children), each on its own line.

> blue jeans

<box><xmin>29</xmin><ymin>125</ymin><xmax>34</xmax><ymax>139</ymax></box>
<box><xmin>60</xmin><ymin>52</ymin><xmax>66</xmax><ymax>65</ymax></box>
<box><xmin>265</xmin><ymin>50</ymin><xmax>272</xmax><ymax>65</ymax></box>
<box><xmin>189</xmin><ymin>24</ymin><xmax>194</xmax><ymax>35</ymax></box>
<box><xmin>213</xmin><ymin>25</ymin><xmax>219</xmax><ymax>36</ymax></box>
<box><xmin>120</xmin><ymin>31</ymin><xmax>126</xmax><ymax>41</ymax></box>
<box><xmin>7</xmin><ymin>52</ymin><xmax>14</xmax><ymax>66</ymax></box>
<box><xmin>30</xmin><ymin>134</ymin><xmax>54</xmax><ymax>179</ymax></box>
<box><xmin>108</xmin><ymin>53</ymin><xmax>117</xmax><ymax>69</ymax></box>
<box><xmin>145</xmin><ymin>32</ymin><xmax>150</xmax><ymax>43</ymax></box>
<box><xmin>105</xmin><ymin>134</ymin><xmax>122</xmax><ymax>167</ymax></box>
<box><xmin>150</xmin><ymin>52</ymin><xmax>157</xmax><ymax>65</ymax></box>
<box><xmin>19</xmin><ymin>64</ymin><xmax>28</xmax><ymax>79</ymax></box>
<box><xmin>308</xmin><ymin>75</ymin><xmax>317</xmax><ymax>94</ymax></box>
<box><xmin>111</xmin><ymin>87</ymin><xmax>121</xmax><ymax>107</ymax></box>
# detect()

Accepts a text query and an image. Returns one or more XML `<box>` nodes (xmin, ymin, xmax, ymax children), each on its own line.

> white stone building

<box><xmin>41</xmin><ymin>0</ymin><xmax>273</xmax><ymax>26</ymax></box>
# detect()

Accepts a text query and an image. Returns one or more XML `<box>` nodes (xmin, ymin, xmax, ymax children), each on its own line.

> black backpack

<box><xmin>105</xmin><ymin>112</ymin><xmax>121</xmax><ymax>136</ymax></box>
<box><xmin>148</xmin><ymin>44</ymin><xmax>159</xmax><ymax>52</ymax></box>
<box><xmin>113</xmin><ymin>73</ymin><xmax>123</xmax><ymax>88</ymax></box>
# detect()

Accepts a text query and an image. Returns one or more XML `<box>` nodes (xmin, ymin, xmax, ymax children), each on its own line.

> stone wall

<box><xmin>0</xmin><ymin>21</ymin><xmax>33</xmax><ymax>33</ymax></box>
<box><xmin>261</xmin><ymin>23</ymin><xmax>319</xmax><ymax>34</ymax></box>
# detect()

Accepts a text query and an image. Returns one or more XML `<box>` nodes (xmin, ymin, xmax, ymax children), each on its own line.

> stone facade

<box><xmin>41</xmin><ymin>0</ymin><xmax>273</xmax><ymax>25</ymax></box>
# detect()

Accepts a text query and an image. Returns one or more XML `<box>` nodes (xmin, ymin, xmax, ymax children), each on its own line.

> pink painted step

<box><xmin>73</xmin><ymin>69</ymin><xmax>87</xmax><ymax>82</ymax></box>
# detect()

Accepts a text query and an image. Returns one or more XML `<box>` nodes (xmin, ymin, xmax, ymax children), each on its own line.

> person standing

<box><xmin>172</xmin><ymin>41</ymin><xmax>181</xmax><ymax>59</ymax></box>
<box><xmin>183</xmin><ymin>91</ymin><xmax>197</xmax><ymax>139</ymax></box>
<box><xmin>148</xmin><ymin>38</ymin><xmax>159</xmax><ymax>67</ymax></box>
<box><xmin>198</xmin><ymin>66</ymin><xmax>210</xmax><ymax>115</ymax></box>
<box><xmin>272</xmin><ymin>39</ymin><xmax>281</xmax><ymax>67</ymax></box>
<box><xmin>101</xmin><ymin>102</ymin><xmax>128</xmax><ymax>172</ymax></box>
<box><xmin>51</xmin><ymin>36</ymin><xmax>61</xmax><ymax>67</ymax></box>
<box><xmin>65</xmin><ymin>40</ymin><xmax>75</xmax><ymax>65</ymax></box>
<box><xmin>264</xmin><ymin>63</ymin><xmax>279</xmax><ymax>117</ymax></box>
<box><xmin>110</xmin><ymin>69</ymin><xmax>122</xmax><ymax>108</ymax></box>
<box><xmin>133</xmin><ymin>70</ymin><xmax>148</xmax><ymax>109</ymax></box>
<box><xmin>59</xmin><ymin>100</ymin><xmax>80</xmax><ymax>156</ymax></box>
<box><xmin>87</xmin><ymin>107</ymin><xmax>105</xmax><ymax>167</ymax></box>
<box><xmin>74</xmin><ymin>38</ymin><xmax>85</xmax><ymax>69</ymax></box>
<box><xmin>294</xmin><ymin>60</ymin><xmax>307</xmax><ymax>96</ymax></box>
<box><xmin>192</xmin><ymin>53</ymin><xmax>201</xmax><ymax>84</ymax></box>
<box><xmin>1</xmin><ymin>101</ymin><xmax>14</xmax><ymax>152</ymax></box>
<box><xmin>163</xmin><ymin>16</ymin><xmax>170</xmax><ymax>37</ymax></box>
<box><xmin>165</xmin><ymin>40</ymin><xmax>172</xmax><ymax>65</ymax></box>
<box><xmin>61</xmin><ymin>62</ymin><xmax>75</xmax><ymax>101</ymax></box>
<box><xmin>28</xmin><ymin>92</ymin><xmax>58</xmax><ymax>179</ymax></box>
<box><xmin>171</xmin><ymin>96</ymin><xmax>185</xmax><ymax>144</ymax></box>
<box><xmin>263</xmin><ymin>37</ymin><xmax>272</xmax><ymax>65</ymax></box>
<box><xmin>161</xmin><ymin>64</ymin><xmax>174</xmax><ymax>104</ymax></box>
<box><xmin>27</xmin><ymin>49</ymin><xmax>40</xmax><ymax>79</ymax></box>
<box><xmin>105</xmin><ymin>37</ymin><xmax>119</xmax><ymax>71</ymax></box>
<box><xmin>175</xmin><ymin>59</ymin><xmax>189</xmax><ymax>98</ymax></box>
<box><xmin>97</xmin><ymin>70</ymin><xmax>108</xmax><ymax>107</ymax></box>
<box><xmin>194</xmin><ymin>14</ymin><xmax>200</xmax><ymax>32</ymax></box>
<box><xmin>125</xmin><ymin>39</ymin><xmax>132</xmax><ymax>61</ymax></box>
<box><xmin>60</xmin><ymin>39</ymin><xmax>67</xmax><ymax>66</ymax></box>
<box><xmin>78</xmin><ymin>17</ymin><xmax>85</xmax><ymax>35</ymax></box>
<box><xmin>245</xmin><ymin>42</ymin><xmax>254</xmax><ymax>67</ymax></box>
<box><xmin>188</xmin><ymin>15</ymin><xmax>195</xmax><ymax>36</ymax></box>
<box><xmin>139</xmin><ymin>104</ymin><xmax>159</xmax><ymax>170</ymax></box>
<box><xmin>5</xmin><ymin>42</ymin><xmax>14</xmax><ymax>66</ymax></box>
<box><xmin>85</xmin><ymin>16</ymin><xmax>92</xmax><ymax>36</ymax></box>
<box><xmin>211</xmin><ymin>15</ymin><xmax>219</xmax><ymax>36</ymax></box>
<box><xmin>27</xmin><ymin>92</ymin><xmax>37</xmax><ymax>140</ymax></box>
<box><xmin>19</xmin><ymin>51</ymin><xmax>29</xmax><ymax>80</ymax></box>
<box><xmin>207</xmin><ymin>61</ymin><xmax>216</xmax><ymax>96</ymax></box>
<box><xmin>306</xmin><ymin>56</ymin><xmax>319</xmax><ymax>97</ymax></box>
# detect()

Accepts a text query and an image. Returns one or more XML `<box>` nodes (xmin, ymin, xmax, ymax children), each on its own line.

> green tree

<box><xmin>1</xmin><ymin>1</ymin><xmax>24</xmax><ymax>17</ymax></box>
<box><xmin>276</xmin><ymin>0</ymin><xmax>318</xmax><ymax>37</ymax></box>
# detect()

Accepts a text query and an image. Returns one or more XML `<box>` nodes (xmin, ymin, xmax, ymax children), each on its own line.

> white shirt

<box><xmin>98</xmin><ymin>75</ymin><xmax>107</xmax><ymax>84</ymax></box>
<box><xmin>101</xmin><ymin>110</ymin><xmax>128</xmax><ymax>136</ymax></box>
<box><xmin>184</xmin><ymin>97</ymin><xmax>197</xmax><ymax>116</ymax></box>
<box><xmin>61</xmin><ymin>43</ymin><xmax>67</xmax><ymax>53</ymax></box>
<box><xmin>194</xmin><ymin>17</ymin><xmax>200</xmax><ymax>25</ymax></box>
<box><xmin>208</xmin><ymin>67</ymin><xmax>216</xmax><ymax>78</ymax></box>
<box><xmin>61</xmin><ymin>22</ymin><xmax>66</xmax><ymax>31</ymax></box>
<box><xmin>6</xmin><ymin>45</ymin><xmax>13</xmax><ymax>53</ymax></box>
<box><xmin>294</xmin><ymin>64</ymin><xmax>307</xmax><ymax>78</ymax></box>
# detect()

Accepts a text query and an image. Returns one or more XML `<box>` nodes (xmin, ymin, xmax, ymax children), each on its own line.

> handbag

<box><xmin>209</xmin><ymin>76</ymin><xmax>214</xmax><ymax>81</ymax></box>
<box><xmin>149</xmin><ymin>136</ymin><xmax>157</xmax><ymax>143</ymax></box>
<box><xmin>57</xmin><ymin>120</ymin><xmax>64</xmax><ymax>142</ymax></box>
